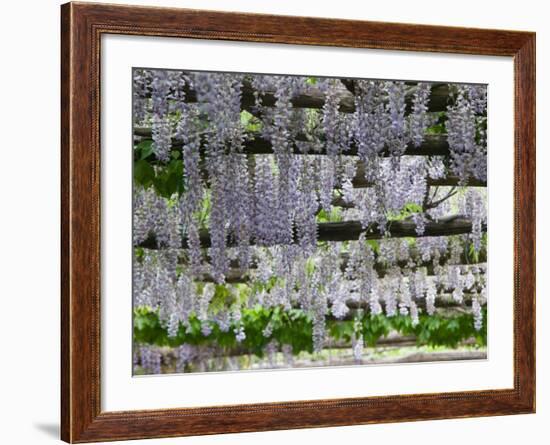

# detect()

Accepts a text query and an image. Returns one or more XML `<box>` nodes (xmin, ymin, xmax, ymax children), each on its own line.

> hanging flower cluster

<box><xmin>445</xmin><ymin>85</ymin><xmax>487</xmax><ymax>183</ymax></box>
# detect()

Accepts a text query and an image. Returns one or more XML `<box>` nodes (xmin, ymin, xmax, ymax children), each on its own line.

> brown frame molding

<box><xmin>61</xmin><ymin>2</ymin><xmax>536</xmax><ymax>442</ymax></box>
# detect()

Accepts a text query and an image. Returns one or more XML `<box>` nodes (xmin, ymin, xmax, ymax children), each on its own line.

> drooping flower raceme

<box><xmin>408</xmin><ymin>82</ymin><xmax>434</xmax><ymax>147</ymax></box>
<box><xmin>445</xmin><ymin>85</ymin><xmax>487</xmax><ymax>183</ymax></box>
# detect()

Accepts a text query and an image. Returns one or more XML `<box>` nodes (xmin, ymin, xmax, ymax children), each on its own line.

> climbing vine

<box><xmin>132</xmin><ymin>69</ymin><xmax>487</xmax><ymax>374</ymax></box>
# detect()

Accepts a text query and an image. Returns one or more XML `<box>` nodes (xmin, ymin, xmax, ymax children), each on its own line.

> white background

<box><xmin>102</xmin><ymin>35</ymin><xmax>514</xmax><ymax>410</ymax></box>
<box><xmin>0</xmin><ymin>0</ymin><xmax>545</xmax><ymax>444</ymax></box>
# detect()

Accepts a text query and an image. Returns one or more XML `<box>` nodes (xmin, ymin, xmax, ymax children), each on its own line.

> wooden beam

<box><xmin>194</xmin><ymin>259</ymin><xmax>486</xmax><ymax>284</ymax></box>
<box><xmin>134</xmin><ymin>127</ymin><xmax>452</xmax><ymax>157</ymax></box>
<box><xmin>345</xmin><ymin>294</ymin><xmax>481</xmax><ymax>312</ymax></box>
<box><xmin>134</xmin><ymin>129</ymin><xmax>486</xmax><ymax>188</ymax></box>
<box><xmin>140</xmin><ymin>78</ymin><xmax>451</xmax><ymax>113</ymax></box>
<box><xmin>351</xmin><ymin>161</ymin><xmax>486</xmax><ymax>188</ymax></box>
<box><xmin>376</xmin><ymin>350</ymin><xmax>486</xmax><ymax>364</ymax></box>
<box><xmin>137</xmin><ymin>216</ymin><xmax>486</xmax><ymax>249</ymax></box>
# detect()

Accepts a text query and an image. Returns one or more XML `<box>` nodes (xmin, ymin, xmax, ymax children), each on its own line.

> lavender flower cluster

<box><xmin>445</xmin><ymin>85</ymin><xmax>487</xmax><ymax>183</ymax></box>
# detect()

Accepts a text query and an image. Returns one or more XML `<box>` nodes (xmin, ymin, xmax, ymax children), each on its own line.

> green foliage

<box><xmin>197</xmin><ymin>190</ymin><xmax>211</xmax><ymax>228</ymax></box>
<box><xmin>327</xmin><ymin>319</ymin><xmax>355</xmax><ymax>342</ymax></box>
<box><xmin>134</xmin><ymin>159</ymin><xmax>155</xmax><ymax>187</ymax></box>
<box><xmin>387</xmin><ymin>310</ymin><xmax>487</xmax><ymax>348</ymax></box>
<box><xmin>361</xmin><ymin>315</ymin><xmax>394</xmax><ymax>346</ymax></box>
<box><xmin>240</xmin><ymin>110</ymin><xmax>262</xmax><ymax>132</ymax></box>
<box><xmin>153</xmin><ymin>158</ymin><xmax>184</xmax><ymax>198</ymax></box>
<box><xmin>426</xmin><ymin>122</ymin><xmax>446</xmax><ymax>135</ymax></box>
<box><xmin>209</xmin><ymin>284</ymin><xmax>236</xmax><ymax>314</ymax></box>
<box><xmin>249</xmin><ymin>276</ymin><xmax>281</xmax><ymax>296</ymax></box>
<box><xmin>134</xmin><ymin>247</ymin><xmax>145</xmax><ymax>260</ymax></box>
<box><xmin>476</xmin><ymin>116</ymin><xmax>487</xmax><ymax>144</ymax></box>
<box><xmin>329</xmin><ymin>311</ymin><xmax>488</xmax><ymax>349</ymax></box>
<box><xmin>133</xmin><ymin>305</ymin><xmax>314</xmax><ymax>357</ymax></box>
<box><xmin>135</xmin><ymin>140</ymin><xmax>154</xmax><ymax>160</ymax></box>
<box><xmin>365</xmin><ymin>240</ymin><xmax>380</xmax><ymax>255</ymax></box>
<box><xmin>466</xmin><ymin>232</ymin><xmax>488</xmax><ymax>264</ymax></box>
<box><xmin>134</xmin><ymin>305</ymin><xmax>487</xmax><ymax>357</ymax></box>
<box><xmin>425</xmin><ymin>111</ymin><xmax>447</xmax><ymax>135</ymax></box>
<box><xmin>316</xmin><ymin>207</ymin><xmax>343</xmax><ymax>223</ymax></box>
<box><xmin>134</xmin><ymin>156</ymin><xmax>185</xmax><ymax>198</ymax></box>
<box><xmin>387</xmin><ymin>202</ymin><xmax>423</xmax><ymax>221</ymax></box>
<box><xmin>304</xmin><ymin>108</ymin><xmax>321</xmax><ymax>134</ymax></box>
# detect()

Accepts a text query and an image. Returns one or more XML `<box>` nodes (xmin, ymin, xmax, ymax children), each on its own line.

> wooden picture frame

<box><xmin>61</xmin><ymin>2</ymin><xmax>536</xmax><ymax>442</ymax></box>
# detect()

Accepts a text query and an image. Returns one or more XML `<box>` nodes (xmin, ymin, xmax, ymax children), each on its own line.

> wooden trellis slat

<box><xmin>177</xmin><ymin>247</ymin><xmax>486</xmax><ymax>283</ymax></box>
<box><xmin>192</xmin><ymin>259</ymin><xmax>486</xmax><ymax>284</ymax></box>
<box><xmin>150</xmin><ymin>335</ymin><xmax>482</xmax><ymax>364</ymax></box>
<box><xmin>178</xmin><ymin>250</ymin><xmax>487</xmax><ymax>271</ymax></box>
<box><xmin>239</xmin><ymin>80</ymin><xmax>450</xmax><ymax>114</ymax></box>
<box><xmin>137</xmin><ymin>216</ymin><xmax>486</xmax><ymax>250</ymax></box>
<box><xmin>345</xmin><ymin>293</ymin><xmax>482</xmax><ymax>312</ymax></box>
<box><xmin>133</xmin><ymin>128</ymin><xmax>487</xmax><ymax>187</ymax></box>
<box><xmin>350</xmin><ymin>161</ymin><xmax>486</xmax><ymax>188</ymax></box>
<box><xmin>140</xmin><ymin>78</ymin><xmax>451</xmax><ymax>114</ymax></box>
<box><xmin>134</xmin><ymin>127</ymin><xmax>451</xmax><ymax>157</ymax></box>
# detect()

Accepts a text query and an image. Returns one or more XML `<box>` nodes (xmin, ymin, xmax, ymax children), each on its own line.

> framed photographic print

<box><xmin>61</xmin><ymin>2</ymin><xmax>536</xmax><ymax>442</ymax></box>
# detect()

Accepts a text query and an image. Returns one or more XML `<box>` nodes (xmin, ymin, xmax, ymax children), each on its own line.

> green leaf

<box><xmin>366</xmin><ymin>240</ymin><xmax>380</xmax><ymax>254</ymax></box>
<box><xmin>136</xmin><ymin>140</ymin><xmax>154</xmax><ymax>160</ymax></box>
<box><xmin>447</xmin><ymin>319</ymin><xmax>460</xmax><ymax>332</ymax></box>
<box><xmin>241</xmin><ymin>110</ymin><xmax>262</xmax><ymax>132</ymax></box>
<box><xmin>152</xmin><ymin>159</ymin><xmax>184</xmax><ymax>198</ymax></box>
<box><xmin>240</xmin><ymin>110</ymin><xmax>253</xmax><ymax>126</ymax></box>
<box><xmin>134</xmin><ymin>159</ymin><xmax>155</xmax><ymax>187</ymax></box>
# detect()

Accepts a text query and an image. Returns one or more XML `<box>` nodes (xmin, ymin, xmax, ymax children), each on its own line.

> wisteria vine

<box><xmin>132</xmin><ymin>69</ymin><xmax>488</xmax><ymax>373</ymax></box>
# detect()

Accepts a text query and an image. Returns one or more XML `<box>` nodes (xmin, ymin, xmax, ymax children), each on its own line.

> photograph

<box><xmin>131</xmin><ymin>68</ymin><xmax>488</xmax><ymax>375</ymax></box>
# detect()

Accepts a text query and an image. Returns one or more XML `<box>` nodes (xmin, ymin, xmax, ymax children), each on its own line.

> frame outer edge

<box><xmin>515</xmin><ymin>33</ymin><xmax>536</xmax><ymax>412</ymax></box>
<box><xmin>60</xmin><ymin>2</ymin><xmax>536</xmax><ymax>442</ymax></box>
<box><xmin>62</xmin><ymin>2</ymin><xmax>100</xmax><ymax>442</ymax></box>
<box><xmin>60</xmin><ymin>2</ymin><xmax>72</xmax><ymax>442</ymax></box>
